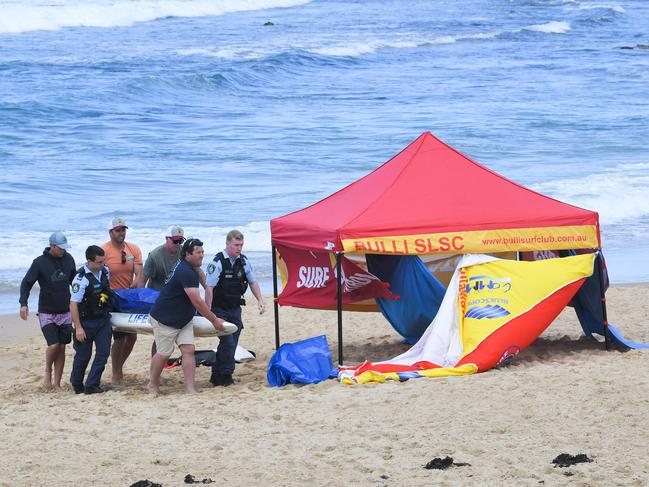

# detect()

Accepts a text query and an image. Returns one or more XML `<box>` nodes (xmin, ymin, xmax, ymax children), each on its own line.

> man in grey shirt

<box><xmin>141</xmin><ymin>226</ymin><xmax>185</xmax><ymax>290</ymax></box>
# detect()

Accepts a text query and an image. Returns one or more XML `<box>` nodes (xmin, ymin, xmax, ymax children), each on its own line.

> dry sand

<box><xmin>1</xmin><ymin>286</ymin><xmax>648</xmax><ymax>486</ymax></box>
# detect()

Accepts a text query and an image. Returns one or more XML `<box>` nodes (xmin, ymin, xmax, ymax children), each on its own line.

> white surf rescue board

<box><xmin>111</xmin><ymin>312</ymin><xmax>237</xmax><ymax>337</ymax></box>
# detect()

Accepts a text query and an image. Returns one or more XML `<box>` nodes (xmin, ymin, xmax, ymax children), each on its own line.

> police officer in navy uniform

<box><xmin>69</xmin><ymin>245</ymin><xmax>113</xmax><ymax>394</ymax></box>
<box><xmin>205</xmin><ymin>229</ymin><xmax>265</xmax><ymax>386</ymax></box>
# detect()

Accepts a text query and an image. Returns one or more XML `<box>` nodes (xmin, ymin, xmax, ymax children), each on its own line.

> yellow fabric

<box><xmin>341</xmin><ymin>224</ymin><xmax>599</xmax><ymax>255</ymax></box>
<box><xmin>342</xmin><ymin>363</ymin><xmax>479</xmax><ymax>384</ymax></box>
<box><xmin>417</xmin><ymin>364</ymin><xmax>478</xmax><ymax>378</ymax></box>
<box><xmin>458</xmin><ymin>253</ymin><xmax>595</xmax><ymax>359</ymax></box>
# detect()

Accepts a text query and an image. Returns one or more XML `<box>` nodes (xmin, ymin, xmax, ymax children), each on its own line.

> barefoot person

<box><xmin>69</xmin><ymin>245</ymin><xmax>113</xmax><ymax>394</ymax></box>
<box><xmin>102</xmin><ymin>217</ymin><xmax>143</xmax><ymax>384</ymax></box>
<box><xmin>147</xmin><ymin>238</ymin><xmax>225</xmax><ymax>395</ymax></box>
<box><xmin>19</xmin><ymin>231</ymin><xmax>77</xmax><ymax>391</ymax></box>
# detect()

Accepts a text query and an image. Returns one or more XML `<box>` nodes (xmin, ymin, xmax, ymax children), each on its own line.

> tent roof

<box><xmin>271</xmin><ymin>132</ymin><xmax>600</xmax><ymax>253</ymax></box>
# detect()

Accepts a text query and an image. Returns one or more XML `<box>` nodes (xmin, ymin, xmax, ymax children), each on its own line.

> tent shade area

<box><xmin>270</xmin><ymin>132</ymin><xmax>608</xmax><ymax>368</ymax></box>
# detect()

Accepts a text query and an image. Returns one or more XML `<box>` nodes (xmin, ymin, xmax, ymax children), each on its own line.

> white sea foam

<box><xmin>177</xmin><ymin>32</ymin><xmax>503</xmax><ymax>61</ymax></box>
<box><xmin>575</xmin><ymin>3</ymin><xmax>625</xmax><ymax>13</ymax></box>
<box><xmin>308</xmin><ymin>33</ymin><xmax>505</xmax><ymax>57</ymax></box>
<box><xmin>0</xmin><ymin>0</ymin><xmax>312</xmax><ymax>34</ymax></box>
<box><xmin>2</xmin><ymin>221</ymin><xmax>272</xmax><ymax>274</ymax></box>
<box><xmin>532</xmin><ymin>162</ymin><xmax>649</xmax><ymax>224</ymax></box>
<box><xmin>524</xmin><ymin>21</ymin><xmax>571</xmax><ymax>34</ymax></box>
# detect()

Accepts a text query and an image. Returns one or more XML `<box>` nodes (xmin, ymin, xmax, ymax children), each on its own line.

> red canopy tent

<box><xmin>270</xmin><ymin>132</ymin><xmax>603</xmax><ymax>363</ymax></box>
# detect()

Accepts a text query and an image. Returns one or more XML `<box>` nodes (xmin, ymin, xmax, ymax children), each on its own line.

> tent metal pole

<box><xmin>596</xmin><ymin>251</ymin><xmax>610</xmax><ymax>351</ymax></box>
<box><xmin>272</xmin><ymin>245</ymin><xmax>280</xmax><ymax>350</ymax></box>
<box><xmin>336</xmin><ymin>252</ymin><xmax>344</xmax><ymax>366</ymax></box>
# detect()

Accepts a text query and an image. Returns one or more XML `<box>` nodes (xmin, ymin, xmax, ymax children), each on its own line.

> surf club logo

<box><xmin>497</xmin><ymin>345</ymin><xmax>521</xmax><ymax>367</ymax></box>
<box><xmin>465</xmin><ymin>304</ymin><xmax>510</xmax><ymax>319</ymax></box>
<box><xmin>464</xmin><ymin>274</ymin><xmax>512</xmax><ymax>320</ymax></box>
<box><xmin>295</xmin><ymin>264</ymin><xmax>381</xmax><ymax>292</ymax></box>
<box><xmin>466</xmin><ymin>275</ymin><xmax>512</xmax><ymax>294</ymax></box>
<box><xmin>296</xmin><ymin>266</ymin><xmax>330</xmax><ymax>288</ymax></box>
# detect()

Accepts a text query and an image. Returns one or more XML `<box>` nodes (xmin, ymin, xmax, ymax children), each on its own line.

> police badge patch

<box><xmin>72</xmin><ymin>283</ymin><xmax>80</xmax><ymax>293</ymax></box>
<box><xmin>207</xmin><ymin>263</ymin><xmax>216</xmax><ymax>274</ymax></box>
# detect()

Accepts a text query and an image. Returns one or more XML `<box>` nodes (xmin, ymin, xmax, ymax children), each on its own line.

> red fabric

<box><xmin>271</xmin><ymin>132</ymin><xmax>599</xmax><ymax>251</ymax></box>
<box><xmin>456</xmin><ymin>279</ymin><xmax>586</xmax><ymax>371</ymax></box>
<box><xmin>276</xmin><ymin>245</ymin><xmax>397</xmax><ymax>308</ymax></box>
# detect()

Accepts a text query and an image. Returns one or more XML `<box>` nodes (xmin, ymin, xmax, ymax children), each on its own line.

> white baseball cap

<box><xmin>166</xmin><ymin>225</ymin><xmax>185</xmax><ymax>238</ymax></box>
<box><xmin>109</xmin><ymin>217</ymin><xmax>128</xmax><ymax>230</ymax></box>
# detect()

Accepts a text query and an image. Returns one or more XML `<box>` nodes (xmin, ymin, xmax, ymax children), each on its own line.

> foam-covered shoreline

<box><xmin>1</xmin><ymin>285</ymin><xmax>648</xmax><ymax>485</ymax></box>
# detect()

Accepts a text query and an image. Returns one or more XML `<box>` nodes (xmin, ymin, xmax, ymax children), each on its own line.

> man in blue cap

<box><xmin>19</xmin><ymin>231</ymin><xmax>77</xmax><ymax>391</ymax></box>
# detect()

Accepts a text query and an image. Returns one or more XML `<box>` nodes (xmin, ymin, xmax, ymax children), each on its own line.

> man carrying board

<box><xmin>147</xmin><ymin>238</ymin><xmax>225</xmax><ymax>395</ymax></box>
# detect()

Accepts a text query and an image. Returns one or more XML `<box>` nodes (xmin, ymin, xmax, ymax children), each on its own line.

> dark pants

<box><xmin>210</xmin><ymin>306</ymin><xmax>243</xmax><ymax>380</ymax></box>
<box><xmin>70</xmin><ymin>316</ymin><xmax>112</xmax><ymax>389</ymax></box>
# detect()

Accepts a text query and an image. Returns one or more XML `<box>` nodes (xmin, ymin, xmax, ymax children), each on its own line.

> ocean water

<box><xmin>1</xmin><ymin>0</ymin><xmax>648</xmax><ymax>314</ymax></box>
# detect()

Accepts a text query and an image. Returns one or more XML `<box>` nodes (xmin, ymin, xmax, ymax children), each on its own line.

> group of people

<box><xmin>19</xmin><ymin>218</ymin><xmax>265</xmax><ymax>395</ymax></box>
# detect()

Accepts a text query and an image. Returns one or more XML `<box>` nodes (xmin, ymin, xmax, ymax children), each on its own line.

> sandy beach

<box><xmin>1</xmin><ymin>286</ymin><xmax>648</xmax><ymax>486</ymax></box>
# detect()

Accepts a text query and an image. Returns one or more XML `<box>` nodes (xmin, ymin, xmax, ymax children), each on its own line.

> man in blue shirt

<box><xmin>148</xmin><ymin>238</ymin><xmax>225</xmax><ymax>395</ymax></box>
<box><xmin>69</xmin><ymin>245</ymin><xmax>113</xmax><ymax>394</ymax></box>
<box><xmin>205</xmin><ymin>229</ymin><xmax>266</xmax><ymax>386</ymax></box>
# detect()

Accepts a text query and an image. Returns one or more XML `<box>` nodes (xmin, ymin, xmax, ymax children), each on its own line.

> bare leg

<box><xmin>44</xmin><ymin>344</ymin><xmax>59</xmax><ymax>389</ymax></box>
<box><xmin>52</xmin><ymin>344</ymin><xmax>65</xmax><ymax>391</ymax></box>
<box><xmin>111</xmin><ymin>333</ymin><xmax>137</xmax><ymax>384</ymax></box>
<box><xmin>147</xmin><ymin>352</ymin><xmax>169</xmax><ymax>396</ymax></box>
<box><xmin>179</xmin><ymin>344</ymin><xmax>196</xmax><ymax>394</ymax></box>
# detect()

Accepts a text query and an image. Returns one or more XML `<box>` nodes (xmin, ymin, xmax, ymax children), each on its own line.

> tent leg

<box><xmin>336</xmin><ymin>252</ymin><xmax>344</xmax><ymax>366</ymax></box>
<box><xmin>272</xmin><ymin>245</ymin><xmax>280</xmax><ymax>350</ymax></box>
<box><xmin>596</xmin><ymin>251</ymin><xmax>610</xmax><ymax>350</ymax></box>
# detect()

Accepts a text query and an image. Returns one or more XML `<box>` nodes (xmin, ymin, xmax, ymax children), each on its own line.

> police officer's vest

<box><xmin>212</xmin><ymin>252</ymin><xmax>248</xmax><ymax>309</ymax></box>
<box><xmin>77</xmin><ymin>266</ymin><xmax>113</xmax><ymax>320</ymax></box>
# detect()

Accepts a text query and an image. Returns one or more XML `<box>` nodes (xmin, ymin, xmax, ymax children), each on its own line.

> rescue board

<box><xmin>110</xmin><ymin>312</ymin><xmax>237</xmax><ymax>337</ymax></box>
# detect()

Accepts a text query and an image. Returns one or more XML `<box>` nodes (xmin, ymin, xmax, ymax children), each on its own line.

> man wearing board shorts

<box><xmin>102</xmin><ymin>216</ymin><xmax>143</xmax><ymax>385</ymax></box>
<box><xmin>147</xmin><ymin>238</ymin><xmax>225</xmax><ymax>395</ymax></box>
<box><xmin>19</xmin><ymin>231</ymin><xmax>77</xmax><ymax>391</ymax></box>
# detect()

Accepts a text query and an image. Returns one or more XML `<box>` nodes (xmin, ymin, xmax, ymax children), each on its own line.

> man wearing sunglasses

<box><xmin>142</xmin><ymin>226</ymin><xmax>186</xmax><ymax>291</ymax></box>
<box><xmin>102</xmin><ymin>217</ymin><xmax>143</xmax><ymax>385</ymax></box>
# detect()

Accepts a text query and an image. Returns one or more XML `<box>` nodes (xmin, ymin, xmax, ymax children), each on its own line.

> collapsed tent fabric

<box><xmin>267</xmin><ymin>335</ymin><xmax>338</xmax><ymax>387</ymax></box>
<box><xmin>339</xmin><ymin>253</ymin><xmax>596</xmax><ymax>384</ymax></box>
<box><xmin>366</xmin><ymin>254</ymin><xmax>446</xmax><ymax>344</ymax></box>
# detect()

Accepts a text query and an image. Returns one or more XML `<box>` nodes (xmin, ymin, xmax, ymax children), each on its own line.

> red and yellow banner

<box><xmin>342</xmin><ymin>225</ymin><xmax>600</xmax><ymax>255</ymax></box>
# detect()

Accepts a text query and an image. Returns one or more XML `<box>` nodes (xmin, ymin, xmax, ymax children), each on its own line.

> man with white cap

<box><xmin>19</xmin><ymin>231</ymin><xmax>77</xmax><ymax>391</ymax></box>
<box><xmin>102</xmin><ymin>216</ymin><xmax>143</xmax><ymax>385</ymax></box>
<box><xmin>142</xmin><ymin>225</ymin><xmax>185</xmax><ymax>291</ymax></box>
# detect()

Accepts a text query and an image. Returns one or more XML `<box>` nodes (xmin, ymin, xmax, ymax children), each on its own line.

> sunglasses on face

<box><xmin>170</xmin><ymin>237</ymin><xmax>185</xmax><ymax>244</ymax></box>
<box><xmin>121</xmin><ymin>250</ymin><xmax>127</xmax><ymax>264</ymax></box>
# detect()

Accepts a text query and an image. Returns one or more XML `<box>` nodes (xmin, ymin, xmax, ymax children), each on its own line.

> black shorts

<box><xmin>41</xmin><ymin>323</ymin><xmax>73</xmax><ymax>346</ymax></box>
<box><xmin>112</xmin><ymin>330</ymin><xmax>136</xmax><ymax>340</ymax></box>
